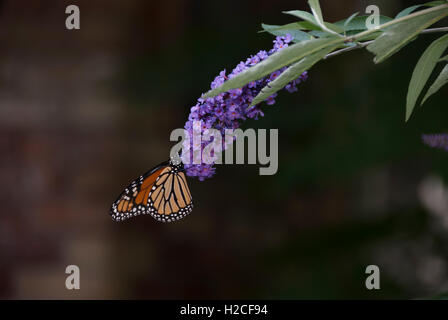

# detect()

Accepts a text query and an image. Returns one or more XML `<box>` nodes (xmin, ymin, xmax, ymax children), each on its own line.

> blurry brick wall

<box><xmin>2</xmin><ymin>0</ymin><xmax>439</xmax><ymax>300</ymax></box>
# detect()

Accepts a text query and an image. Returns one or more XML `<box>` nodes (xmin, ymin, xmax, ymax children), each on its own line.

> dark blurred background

<box><xmin>1</xmin><ymin>0</ymin><xmax>448</xmax><ymax>299</ymax></box>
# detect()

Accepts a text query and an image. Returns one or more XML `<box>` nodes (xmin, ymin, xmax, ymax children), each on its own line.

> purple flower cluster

<box><xmin>183</xmin><ymin>35</ymin><xmax>308</xmax><ymax>181</ymax></box>
<box><xmin>422</xmin><ymin>134</ymin><xmax>448</xmax><ymax>151</ymax></box>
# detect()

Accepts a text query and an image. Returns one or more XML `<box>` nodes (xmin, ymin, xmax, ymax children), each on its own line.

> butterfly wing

<box><xmin>110</xmin><ymin>161</ymin><xmax>193</xmax><ymax>222</ymax></box>
<box><xmin>110</xmin><ymin>161</ymin><xmax>169</xmax><ymax>221</ymax></box>
<box><xmin>147</xmin><ymin>167</ymin><xmax>193</xmax><ymax>222</ymax></box>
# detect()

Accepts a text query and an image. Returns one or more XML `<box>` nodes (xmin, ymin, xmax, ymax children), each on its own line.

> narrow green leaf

<box><xmin>343</xmin><ymin>12</ymin><xmax>360</xmax><ymax>30</ymax></box>
<box><xmin>283</xmin><ymin>10</ymin><xmax>318</xmax><ymax>25</ymax></box>
<box><xmin>250</xmin><ymin>44</ymin><xmax>340</xmax><ymax>107</ymax></box>
<box><xmin>406</xmin><ymin>33</ymin><xmax>448</xmax><ymax>121</ymax></box>
<box><xmin>260</xmin><ymin>22</ymin><xmax>317</xmax><ymax>33</ymax></box>
<box><xmin>308</xmin><ymin>30</ymin><xmax>331</xmax><ymax>38</ymax></box>
<box><xmin>284</xmin><ymin>9</ymin><xmax>343</xmax><ymax>34</ymax></box>
<box><xmin>422</xmin><ymin>64</ymin><xmax>448</xmax><ymax>104</ymax></box>
<box><xmin>439</xmin><ymin>54</ymin><xmax>448</xmax><ymax>61</ymax></box>
<box><xmin>367</xmin><ymin>7</ymin><xmax>448</xmax><ymax>64</ymax></box>
<box><xmin>261</xmin><ymin>23</ymin><xmax>314</xmax><ymax>42</ymax></box>
<box><xmin>323</xmin><ymin>23</ymin><xmax>345</xmax><ymax>34</ymax></box>
<box><xmin>308</xmin><ymin>0</ymin><xmax>328</xmax><ymax>32</ymax></box>
<box><xmin>395</xmin><ymin>5</ymin><xmax>423</xmax><ymax>19</ymax></box>
<box><xmin>357</xmin><ymin>31</ymin><xmax>384</xmax><ymax>41</ymax></box>
<box><xmin>426</xmin><ymin>1</ymin><xmax>448</xmax><ymax>6</ymax></box>
<box><xmin>202</xmin><ymin>36</ymin><xmax>344</xmax><ymax>98</ymax></box>
<box><xmin>335</xmin><ymin>15</ymin><xmax>393</xmax><ymax>32</ymax></box>
<box><xmin>395</xmin><ymin>1</ymin><xmax>446</xmax><ymax>18</ymax></box>
<box><xmin>308</xmin><ymin>0</ymin><xmax>344</xmax><ymax>35</ymax></box>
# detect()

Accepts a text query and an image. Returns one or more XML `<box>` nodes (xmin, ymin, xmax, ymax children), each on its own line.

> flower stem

<box><xmin>421</xmin><ymin>26</ymin><xmax>448</xmax><ymax>34</ymax></box>
<box><xmin>325</xmin><ymin>27</ymin><xmax>448</xmax><ymax>60</ymax></box>
<box><xmin>348</xmin><ymin>3</ymin><xmax>448</xmax><ymax>42</ymax></box>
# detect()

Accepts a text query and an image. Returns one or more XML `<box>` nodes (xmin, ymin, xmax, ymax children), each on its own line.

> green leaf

<box><xmin>422</xmin><ymin>63</ymin><xmax>448</xmax><ymax>104</ymax></box>
<box><xmin>250</xmin><ymin>43</ymin><xmax>340</xmax><ymax>107</ymax></box>
<box><xmin>406</xmin><ymin>33</ymin><xmax>448</xmax><ymax>121</ymax></box>
<box><xmin>395</xmin><ymin>5</ymin><xmax>424</xmax><ymax>19</ymax></box>
<box><xmin>395</xmin><ymin>1</ymin><xmax>447</xmax><ymax>18</ymax></box>
<box><xmin>308</xmin><ymin>0</ymin><xmax>324</xmax><ymax>21</ymax></box>
<box><xmin>353</xmin><ymin>30</ymin><xmax>383</xmax><ymax>41</ymax></box>
<box><xmin>338</xmin><ymin>29</ymin><xmax>383</xmax><ymax>40</ymax></box>
<box><xmin>261</xmin><ymin>23</ymin><xmax>314</xmax><ymax>42</ymax></box>
<box><xmin>335</xmin><ymin>15</ymin><xmax>392</xmax><ymax>32</ymax></box>
<box><xmin>308</xmin><ymin>30</ymin><xmax>332</xmax><ymax>38</ymax></box>
<box><xmin>284</xmin><ymin>9</ymin><xmax>343</xmax><ymax>34</ymax></box>
<box><xmin>343</xmin><ymin>12</ymin><xmax>360</xmax><ymax>30</ymax></box>
<box><xmin>439</xmin><ymin>54</ymin><xmax>448</xmax><ymax>61</ymax></box>
<box><xmin>367</xmin><ymin>7</ymin><xmax>448</xmax><ymax>64</ymax></box>
<box><xmin>283</xmin><ymin>10</ymin><xmax>318</xmax><ymax>25</ymax></box>
<box><xmin>425</xmin><ymin>0</ymin><xmax>448</xmax><ymax>6</ymax></box>
<box><xmin>202</xmin><ymin>36</ymin><xmax>344</xmax><ymax>98</ymax></box>
<box><xmin>260</xmin><ymin>22</ymin><xmax>316</xmax><ymax>33</ymax></box>
<box><xmin>308</xmin><ymin>0</ymin><xmax>343</xmax><ymax>35</ymax></box>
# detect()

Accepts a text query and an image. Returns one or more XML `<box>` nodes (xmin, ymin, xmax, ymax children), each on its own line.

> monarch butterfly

<box><xmin>110</xmin><ymin>159</ymin><xmax>193</xmax><ymax>222</ymax></box>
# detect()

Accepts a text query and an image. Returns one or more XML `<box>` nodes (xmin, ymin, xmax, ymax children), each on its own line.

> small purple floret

<box><xmin>422</xmin><ymin>134</ymin><xmax>448</xmax><ymax>151</ymax></box>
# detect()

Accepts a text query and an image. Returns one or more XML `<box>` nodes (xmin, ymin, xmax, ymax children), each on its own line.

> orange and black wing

<box><xmin>147</xmin><ymin>167</ymin><xmax>193</xmax><ymax>222</ymax></box>
<box><xmin>110</xmin><ymin>161</ymin><xmax>193</xmax><ymax>222</ymax></box>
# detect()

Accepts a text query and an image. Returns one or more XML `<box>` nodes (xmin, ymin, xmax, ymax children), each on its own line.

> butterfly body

<box><xmin>111</xmin><ymin>160</ymin><xmax>193</xmax><ymax>222</ymax></box>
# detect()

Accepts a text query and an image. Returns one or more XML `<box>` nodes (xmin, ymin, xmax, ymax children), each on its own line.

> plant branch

<box><xmin>421</xmin><ymin>26</ymin><xmax>448</xmax><ymax>34</ymax></box>
<box><xmin>348</xmin><ymin>3</ymin><xmax>448</xmax><ymax>42</ymax></box>
<box><xmin>324</xmin><ymin>41</ymin><xmax>373</xmax><ymax>59</ymax></box>
<box><xmin>325</xmin><ymin>27</ymin><xmax>448</xmax><ymax>59</ymax></box>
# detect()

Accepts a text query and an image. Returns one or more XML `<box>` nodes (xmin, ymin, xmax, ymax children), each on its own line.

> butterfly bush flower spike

<box><xmin>183</xmin><ymin>35</ymin><xmax>308</xmax><ymax>181</ymax></box>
